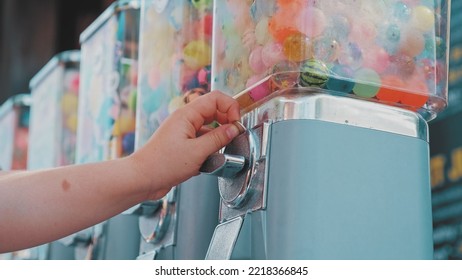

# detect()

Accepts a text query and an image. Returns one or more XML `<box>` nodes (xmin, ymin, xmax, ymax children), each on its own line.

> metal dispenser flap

<box><xmin>136</xmin><ymin>251</ymin><xmax>156</xmax><ymax>260</ymax></box>
<box><xmin>205</xmin><ymin>216</ymin><xmax>244</xmax><ymax>260</ymax></box>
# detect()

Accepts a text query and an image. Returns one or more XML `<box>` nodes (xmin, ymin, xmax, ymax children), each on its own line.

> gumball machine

<box><xmin>27</xmin><ymin>50</ymin><xmax>81</xmax><ymax>259</ymax></box>
<box><xmin>29</xmin><ymin>50</ymin><xmax>80</xmax><ymax>170</ymax></box>
<box><xmin>0</xmin><ymin>94</ymin><xmax>30</xmax><ymax>172</ymax></box>
<box><xmin>204</xmin><ymin>0</ymin><xmax>451</xmax><ymax>259</ymax></box>
<box><xmin>0</xmin><ymin>94</ymin><xmax>34</xmax><ymax>260</ymax></box>
<box><xmin>75</xmin><ymin>0</ymin><xmax>141</xmax><ymax>259</ymax></box>
<box><xmin>132</xmin><ymin>0</ymin><xmax>217</xmax><ymax>260</ymax></box>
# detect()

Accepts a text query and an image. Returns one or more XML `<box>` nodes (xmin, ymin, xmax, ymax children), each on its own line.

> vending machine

<box><xmin>0</xmin><ymin>94</ymin><xmax>30</xmax><ymax>172</ymax></box>
<box><xmin>0</xmin><ymin>94</ymin><xmax>31</xmax><ymax>259</ymax></box>
<box><xmin>28</xmin><ymin>50</ymin><xmax>81</xmax><ymax>260</ymax></box>
<box><xmin>133</xmin><ymin>0</ymin><xmax>217</xmax><ymax>260</ymax></box>
<box><xmin>76</xmin><ymin>0</ymin><xmax>141</xmax><ymax>259</ymax></box>
<box><xmin>203</xmin><ymin>0</ymin><xmax>451</xmax><ymax>259</ymax></box>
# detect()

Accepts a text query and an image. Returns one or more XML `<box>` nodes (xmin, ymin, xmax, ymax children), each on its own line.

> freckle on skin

<box><xmin>62</xmin><ymin>179</ymin><xmax>71</xmax><ymax>191</ymax></box>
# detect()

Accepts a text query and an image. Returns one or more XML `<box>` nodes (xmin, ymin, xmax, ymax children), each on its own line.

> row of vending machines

<box><xmin>0</xmin><ymin>0</ymin><xmax>454</xmax><ymax>259</ymax></box>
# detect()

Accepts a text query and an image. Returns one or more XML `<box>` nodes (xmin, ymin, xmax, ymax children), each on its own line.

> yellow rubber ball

<box><xmin>112</xmin><ymin>112</ymin><xmax>136</xmax><ymax>136</ymax></box>
<box><xmin>183</xmin><ymin>40</ymin><xmax>211</xmax><ymax>70</ymax></box>
<box><xmin>61</xmin><ymin>92</ymin><xmax>79</xmax><ymax>114</ymax></box>
<box><xmin>65</xmin><ymin>113</ymin><xmax>78</xmax><ymax>133</ymax></box>
<box><xmin>410</xmin><ymin>6</ymin><xmax>435</xmax><ymax>32</ymax></box>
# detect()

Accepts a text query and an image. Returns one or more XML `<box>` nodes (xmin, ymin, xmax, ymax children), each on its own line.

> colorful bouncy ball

<box><xmin>190</xmin><ymin>0</ymin><xmax>212</xmax><ymax>10</ymax></box>
<box><xmin>352</xmin><ymin>68</ymin><xmax>381</xmax><ymax>98</ymax></box>
<box><xmin>299</xmin><ymin>59</ymin><xmax>329</xmax><ymax>88</ymax></box>
<box><xmin>326</xmin><ymin>64</ymin><xmax>355</xmax><ymax>94</ymax></box>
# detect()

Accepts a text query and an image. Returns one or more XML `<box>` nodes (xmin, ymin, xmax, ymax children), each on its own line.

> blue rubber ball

<box><xmin>122</xmin><ymin>132</ymin><xmax>135</xmax><ymax>155</ymax></box>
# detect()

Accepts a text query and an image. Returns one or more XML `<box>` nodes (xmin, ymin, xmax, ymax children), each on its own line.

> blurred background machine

<box><xmin>74</xmin><ymin>0</ymin><xmax>141</xmax><ymax>260</ymax></box>
<box><xmin>133</xmin><ymin>0</ymin><xmax>218</xmax><ymax>260</ymax></box>
<box><xmin>28</xmin><ymin>50</ymin><xmax>80</xmax><ymax>260</ymax></box>
<box><xmin>0</xmin><ymin>94</ymin><xmax>30</xmax><ymax>260</ymax></box>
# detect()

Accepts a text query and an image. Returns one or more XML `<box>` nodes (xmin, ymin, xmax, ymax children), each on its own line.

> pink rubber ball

<box><xmin>249</xmin><ymin>45</ymin><xmax>267</xmax><ymax>74</ymax></box>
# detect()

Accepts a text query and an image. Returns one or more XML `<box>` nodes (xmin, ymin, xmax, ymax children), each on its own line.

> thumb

<box><xmin>195</xmin><ymin>123</ymin><xmax>241</xmax><ymax>156</ymax></box>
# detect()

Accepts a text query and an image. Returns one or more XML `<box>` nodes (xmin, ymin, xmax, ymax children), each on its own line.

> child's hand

<box><xmin>129</xmin><ymin>90</ymin><xmax>242</xmax><ymax>200</ymax></box>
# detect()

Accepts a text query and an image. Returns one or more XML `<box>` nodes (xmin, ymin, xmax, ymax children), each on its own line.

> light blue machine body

<box><xmin>264</xmin><ymin>119</ymin><xmax>433</xmax><ymax>259</ymax></box>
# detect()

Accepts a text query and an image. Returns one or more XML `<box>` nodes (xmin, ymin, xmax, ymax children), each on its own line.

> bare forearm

<box><xmin>0</xmin><ymin>157</ymin><xmax>148</xmax><ymax>253</ymax></box>
<box><xmin>0</xmin><ymin>91</ymin><xmax>241</xmax><ymax>254</ymax></box>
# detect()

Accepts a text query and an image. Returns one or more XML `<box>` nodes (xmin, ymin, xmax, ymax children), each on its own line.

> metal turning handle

<box><xmin>200</xmin><ymin>153</ymin><xmax>246</xmax><ymax>178</ymax></box>
<box><xmin>147</xmin><ymin>199</ymin><xmax>171</xmax><ymax>244</ymax></box>
<box><xmin>139</xmin><ymin>188</ymin><xmax>177</xmax><ymax>245</ymax></box>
